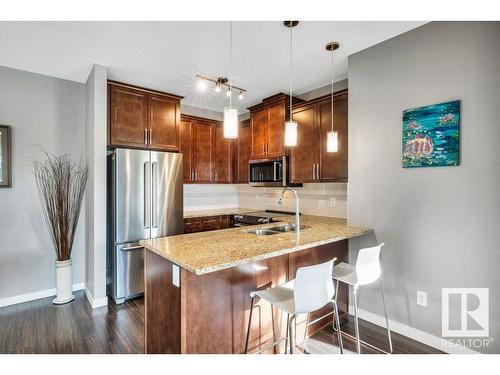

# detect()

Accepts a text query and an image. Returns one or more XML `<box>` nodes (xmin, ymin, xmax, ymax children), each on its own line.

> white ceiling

<box><xmin>0</xmin><ymin>21</ymin><xmax>426</xmax><ymax>112</ymax></box>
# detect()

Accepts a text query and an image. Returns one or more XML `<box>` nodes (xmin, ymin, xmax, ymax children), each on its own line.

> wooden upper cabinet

<box><xmin>234</xmin><ymin>120</ymin><xmax>251</xmax><ymax>183</ymax></box>
<box><xmin>290</xmin><ymin>89</ymin><xmax>348</xmax><ymax>183</ymax></box>
<box><xmin>109</xmin><ymin>85</ymin><xmax>148</xmax><ymax>148</ymax></box>
<box><xmin>250</xmin><ymin>107</ymin><xmax>267</xmax><ymax>159</ymax></box>
<box><xmin>248</xmin><ymin>94</ymin><xmax>300</xmax><ymax>159</ymax></box>
<box><xmin>108</xmin><ymin>81</ymin><xmax>182</xmax><ymax>151</ymax></box>
<box><xmin>179</xmin><ymin>118</ymin><xmax>193</xmax><ymax>183</ymax></box>
<box><xmin>318</xmin><ymin>93</ymin><xmax>348</xmax><ymax>181</ymax></box>
<box><xmin>266</xmin><ymin>100</ymin><xmax>286</xmax><ymax>157</ymax></box>
<box><xmin>290</xmin><ymin>104</ymin><xmax>318</xmax><ymax>183</ymax></box>
<box><xmin>148</xmin><ymin>94</ymin><xmax>180</xmax><ymax>151</ymax></box>
<box><xmin>213</xmin><ymin>125</ymin><xmax>232</xmax><ymax>183</ymax></box>
<box><xmin>192</xmin><ymin>120</ymin><xmax>214</xmax><ymax>184</ymax></box>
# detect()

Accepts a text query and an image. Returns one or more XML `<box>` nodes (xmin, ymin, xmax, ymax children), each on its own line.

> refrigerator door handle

<box><xmin>152</xmin><ymin>161</ymin><xmax>158</xmax><ymax>228</ymax></box>
<box><xmin>144</xmin><ymin>161</ymin><xmax>150</xmax><ymax>229</ymax></box>
<box><xmin>120</xmin><ymin>244</ymin><xmax>144</xmax><ymax>252</ymax></box>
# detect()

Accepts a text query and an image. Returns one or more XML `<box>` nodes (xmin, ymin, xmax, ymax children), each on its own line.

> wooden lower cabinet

<box><xmin>183</xmin><ymin>215</ymin><xmax>233</xmax><ymax>234</ymax></box>
<box><xmin>144</xmin><ymin>240</ymin><xmax>348</xmax><ymax>354</ymax></box>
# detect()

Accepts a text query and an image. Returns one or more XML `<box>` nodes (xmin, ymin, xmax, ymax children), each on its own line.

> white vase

<box><xmin>53</xmin><ymin>259</ymin><xmax>75</xmax><ymax>305</ymax></box>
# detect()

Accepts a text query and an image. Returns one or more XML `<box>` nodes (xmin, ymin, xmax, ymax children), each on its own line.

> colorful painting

<box><xmin>402</xmin><ymin>100</ymin><xmax>460</xmax><ymax>168</ymax></box>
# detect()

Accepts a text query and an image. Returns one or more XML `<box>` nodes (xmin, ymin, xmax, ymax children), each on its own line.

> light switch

<box><xmin>172</xmin><ymin>264</ymin><xmax>180</xmax><ymax>287</ymax></box>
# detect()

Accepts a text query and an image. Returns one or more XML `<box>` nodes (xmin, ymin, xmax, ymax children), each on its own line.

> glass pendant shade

<box><xmin>326</xmin><ymin>130</ymin><xmax>338</xmax><ymax>152</ymax></box>
<box><xmin>223</xmin><ymin>107</ymin><xmax>238</xmax><ymax>139</ymax></box>
<box><xmin>284</xmin><ymin>120</ymin><xmax>298</xmax><ymax>147</ymax></box>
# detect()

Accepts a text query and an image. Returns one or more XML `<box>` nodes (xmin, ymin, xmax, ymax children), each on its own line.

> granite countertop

<box><xmin>140</xmin><ymin>214</ymin><xmax>371</xmax><ymax>275</ymax></box>
<box><xmin>183</xmin><ymin>208</ymin><xmax>256</xmax><ymax>219</ymax></box>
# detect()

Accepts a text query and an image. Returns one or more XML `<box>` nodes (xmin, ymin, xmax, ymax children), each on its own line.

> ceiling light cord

<box><xmin>289</xmin><ymin>24</ymin><xmax>293</xmax><ymax>121</ymax></box>
<box><xmin>229</xmin><ymin>21</ymin><xmax>232</xmax><ymax>107</ymax></box>
<box><xmin>331</xmin><ymin>49</ymin><xmax>334</xmax><ymax>132</ymax></box>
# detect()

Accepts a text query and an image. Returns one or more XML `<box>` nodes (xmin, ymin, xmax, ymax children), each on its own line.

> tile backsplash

<box><xmin>184</xmin><ymin>183</ymin><xmax>347</xmax><ymax>218</ymax></box>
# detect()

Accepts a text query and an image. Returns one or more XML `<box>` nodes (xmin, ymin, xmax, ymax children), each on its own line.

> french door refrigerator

<box><xmin>107</xmin><ymin>148</ymin><xmax>183</xmax><ymax>304</ymax></box>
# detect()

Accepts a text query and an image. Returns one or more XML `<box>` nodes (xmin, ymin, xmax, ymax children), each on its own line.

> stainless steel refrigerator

<box><xmin>107</xmin><ymin>148</ymin><xmax>183</xmax><ymax>304</ymax></box>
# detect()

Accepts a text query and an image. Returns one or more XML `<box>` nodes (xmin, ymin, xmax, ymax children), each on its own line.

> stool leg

<box><xmin>353</xmin><ymin>285</ymin><xmax>361</xmax><ymax>354</ymax></box>
<box><xmin>333</xmin><ymin>279</ymin><xmax>340</xmax><ymax>332</ymax></box>
<box><xmin>284</xmin><ymin>314</ymin><xmax>290</xmax><ymax>354</ymax></box>
<box><xmin>288</xmin><ymin>315</ymin><xmax>296</xmax><ymax>354</ymax></box>
<box><xmin>244</xmin><ymin>296</ymin><xmax>255</xmax><ymax>354</ymax></box>
<box><xmin>332</xmin><ymin>299</ymin><xmax>344</xmax><ymax>354</ymax></box>
<box><xmin>302</xmin><ymin>313</ymin><xmax>310</xmax><ymax>349</ymax></box>
<box><xmin>380</xmin><ymin>279</ymin><xmax>393</xmax><ymax>354</ymax></box>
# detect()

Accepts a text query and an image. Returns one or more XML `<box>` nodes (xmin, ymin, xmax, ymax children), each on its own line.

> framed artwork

<box><xmin>0</xmin><ymin>125</ymin><xmax>12</xmax><ymax>187</ymax></box>
<box><xmin>402</xmin><ymin>100</ymin><xmax>460</xmax><ymax>168</ymax></box>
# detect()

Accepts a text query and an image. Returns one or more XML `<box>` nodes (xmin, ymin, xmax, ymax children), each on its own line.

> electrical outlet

<box><xmin>329</xmin><ymin>197</ymin><xmax>336</xmax><ymax>207</ymax></box>
<box><xmin>417</xmin><ymin>290</ymin><xmax>428</xmax><ymax>307</ymax></box>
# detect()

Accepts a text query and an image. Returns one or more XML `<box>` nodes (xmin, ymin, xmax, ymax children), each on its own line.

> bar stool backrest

<box><xmin>355</xmin><ymin>243</ymin><xmax>384</xmax><ymax>285</ymax></box>
<box><xmin>293</xmin><ymin>258</ymin><xmax>335</xmax><ymax>314</ymax></box>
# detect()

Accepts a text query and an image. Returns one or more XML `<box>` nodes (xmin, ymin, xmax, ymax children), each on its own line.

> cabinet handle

<box><xmin>317</xmin><ymin>164</ymin><xmax>320</xmax><ymax>180</ymax></box>
<box><xmin>149</xmin><ymin>129</ymin><xmax>153</xmax><ymax>144</ymax></box>
<box><xmin>144</xmin><ymin>129</ymin><xmax>148</xmax><ymax>145</ymax></box>
<box><xmin>312</xmin><ymin>164</ymin><xmax>315</xmax><ymax>180</ymax></box>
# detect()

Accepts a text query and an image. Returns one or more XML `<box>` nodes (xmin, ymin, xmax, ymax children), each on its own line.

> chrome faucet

<box><xmin>278</xmin><ymin>187</ymin><xmax>300</xmax><ymax>234</ymax></box>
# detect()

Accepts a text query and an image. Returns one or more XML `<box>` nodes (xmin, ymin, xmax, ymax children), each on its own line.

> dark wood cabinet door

<box><xmin>318</xmin><ymin>94</ymin><xmax>348</xmax><ymax>181</ymax></box>
<box><xmin>180</xmin><ymin>118</ymin><xmax>193</xmax><ymax>183</ymax></box>
<box><xmin>213</xmin><ymin>125</ymin><xmax>232</xmax><ymax>183</ymax></box>
<box><xmin>148</xmin><ymin>94</ymin><xmax>180</xmax><ymax>151</ymax></box>
<box><xmin>290</xmin><ymin>105</ymin><xmax>319</xmax><ymax>183</ymax></box>
<box><xmin>192</xmin><ymin>120</ymin><xmax>213</xmax><ymax>183</ymax></box>
<box><xmin>235</xmin><ymin>120</ymin><xmax>251</xmax><ymax>183</ymax></box>
<box><xmin>109</xmin><ymin>85</ymin><xmax>148</xmax><ymax>148</ymax></box>
<box><xmin>266</xmin><ymin>100</ymin><xmax>286</xmax><ymax>157</ymax></box>
<box><xmin>251</xmin><ymin>107</ymin><xmax>267</xmax><ymax>159</ymax></box>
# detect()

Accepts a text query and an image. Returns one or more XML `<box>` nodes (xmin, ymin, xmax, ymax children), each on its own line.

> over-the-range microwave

<box><xmin>248</xmin><ymin>156</ymin><xmax>302</xmax><ymax>187</ymax></box>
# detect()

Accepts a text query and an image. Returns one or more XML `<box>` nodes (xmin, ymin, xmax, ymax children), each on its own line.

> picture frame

<box><xmin>402</xmin><ymin>100</ymin><xmax>461</xmax><ymax>168</ymax></box>
<box><xmin>0</xmin><ymin>125</ymin><xmax>12</xmax><ymax>187</ymax></box>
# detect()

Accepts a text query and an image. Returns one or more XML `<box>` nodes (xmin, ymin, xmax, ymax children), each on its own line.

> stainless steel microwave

<box><xmin>249</xmin><ymin>156</ymin><xmax>287</xmax><ymax>187</ymax></box>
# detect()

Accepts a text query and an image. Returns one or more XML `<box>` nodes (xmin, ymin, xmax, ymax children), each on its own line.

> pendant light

<box><xmin>223</xmin><ymin>21</ymin><xmax>238</xmax><ymax>139</ymax></box>
<box><xmin>326</xmin><ymin>42</ymin><xmax>340</xmax><ymax>152</ymax></box>
<box><xmin>284</xmin><ymin>21</ymin><xmax>299</xmax><ymax>147</ymax></box>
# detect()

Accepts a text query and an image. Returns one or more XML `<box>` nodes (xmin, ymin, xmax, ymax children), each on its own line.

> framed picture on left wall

<box><xmin>0</xmin><ymin>125</ymin><xmax>12</xmax><ymax>187</ymax></box>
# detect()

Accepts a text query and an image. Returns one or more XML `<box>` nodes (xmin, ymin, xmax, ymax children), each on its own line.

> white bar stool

<box><xmin>244</xmin><ymin>258</ymin><xmax>343</xmax><ymax>354</ymax></box>
<box><xmin>332</xmin><ymin>243</ymin><xmax>393</xmax><ymax>354</ymax></box>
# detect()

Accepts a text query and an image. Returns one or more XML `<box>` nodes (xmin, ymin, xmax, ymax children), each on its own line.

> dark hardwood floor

<box><xmin>0</xmin><ymin>291</ymin><xmax>441</xmax><ymax>354</ymax></box>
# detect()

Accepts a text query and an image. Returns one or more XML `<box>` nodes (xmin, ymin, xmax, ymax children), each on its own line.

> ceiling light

<box><xmin>223</xmin><ymin>107</ymin><xmax>238</xmax><ymax>139</ymax></box>
<box><xmin>223</xmin><ymin>22</ymin><xmax>238</xmax><ymax>139</ymax></box>
<box><xmin>238</xmin><ymin>91</ymin><xmax>244</xmax><ymax>100</ymax></box>
<box><xmin>197</xmin><ymin>78</ymin><xmax>207</xmax><ymax>91</ymax></box>
<box><xmin>214</xmin><ymin>83</ymin><xmax>221</xmax><ymax>93</ymax></box>
<box><xmin>326</xmin><ymin>41</ymin><xmax>340</xmax><ymax>153</ymax></box>
<box><xmin>283</xmin><ymin>21</ymin><xmax>299</xmax><ymax>147</ymax></box>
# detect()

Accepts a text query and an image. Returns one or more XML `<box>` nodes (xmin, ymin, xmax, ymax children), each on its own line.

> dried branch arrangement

<box><xmin>33</xmin><ymin>148</ymin><xmax>89</xmax><ymax>261</ymax></box>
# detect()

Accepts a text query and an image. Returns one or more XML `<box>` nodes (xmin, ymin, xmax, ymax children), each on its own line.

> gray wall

<box><xmin>348</xmin><ymin>22</ymin><xmax>500</xmax><ymax>353</ymax></box>
<box><xmin>0</xmin><ymin>65</ymin><xmax>86</xmax><ymax>301</ymax></box>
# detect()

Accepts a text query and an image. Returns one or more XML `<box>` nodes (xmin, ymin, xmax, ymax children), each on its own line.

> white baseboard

<box><xmin>349</xmin><ymin>306</ymin><xmax>479</xmax><ymax>354</ymax></box>
<box><xmin>0</xmin><ymin>282</ymin><xmax>85</xmax><ymax>308</ymax></box>
<box><xmin>84</xmin><ymin>287</ymin><xmax>108</xmax><ymax>309</ymax></box>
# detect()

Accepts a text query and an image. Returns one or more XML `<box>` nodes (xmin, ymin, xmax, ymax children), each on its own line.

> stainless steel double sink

<box><xmin>243</xmin><ymin>223</ymin><xmax>308</xmax><ymax>236</ymax></box>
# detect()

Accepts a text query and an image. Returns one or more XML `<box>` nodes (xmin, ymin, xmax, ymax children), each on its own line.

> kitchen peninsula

<box><xmin>141</xmin><ymin>214</ymin><xmax>370</xmax><ymax>354</ymax></box>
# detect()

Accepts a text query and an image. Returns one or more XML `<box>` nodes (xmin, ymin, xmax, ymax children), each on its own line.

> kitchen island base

<box><xmin>144</xmin><ymin>240</ymin><xmax>349</xmax><ymax>354</ymax></box>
